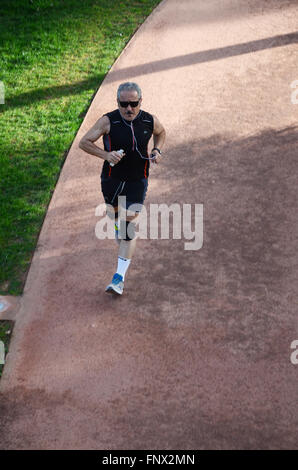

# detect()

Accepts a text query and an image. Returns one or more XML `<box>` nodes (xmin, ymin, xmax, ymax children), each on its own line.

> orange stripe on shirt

<box><xmin>108</xmin><ymin>135</ymin><xmax>112</xmax><ymax>176</ymax></box>
<box><xmin>144</xmin><ymin>160</ymin><xmax>148</xmax><ymax>178</ymax></box>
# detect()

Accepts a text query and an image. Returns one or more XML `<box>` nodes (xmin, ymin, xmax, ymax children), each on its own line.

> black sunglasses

<box><xmin>119</xmin><ymin>100</ymin><xmax>140</xmax><ymax>108</ymax></box>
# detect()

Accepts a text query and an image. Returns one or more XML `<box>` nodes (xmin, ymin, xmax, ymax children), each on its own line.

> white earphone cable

<box><xmin>120</xmin><ymin>112</ymin><xmax>155</xmax><ymax>161</ymax></box>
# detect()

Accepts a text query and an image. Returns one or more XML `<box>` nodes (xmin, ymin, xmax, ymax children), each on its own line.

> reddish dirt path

<box><xmin>1</xmin><ymin>0</ymin><xmax>298</xmax><ymax>449</ymax></box>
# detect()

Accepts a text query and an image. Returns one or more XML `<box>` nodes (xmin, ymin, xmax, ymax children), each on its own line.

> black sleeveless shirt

<box><xmin>101</xmin><ymin>109</ymin><xmax>154</xmax><ymax>181</ymax></box>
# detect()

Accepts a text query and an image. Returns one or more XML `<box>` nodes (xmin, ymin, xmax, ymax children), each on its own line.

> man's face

<box><xmin>118</xmin><ymin>90</ymin><xmax>142</xmax><ymax>121</ymax></box>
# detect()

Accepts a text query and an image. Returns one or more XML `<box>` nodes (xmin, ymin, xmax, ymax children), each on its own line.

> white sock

<box><xmin>116</xmin><ymin>256</ymin><xmax>131</xmax><ymax>280</ymax></box>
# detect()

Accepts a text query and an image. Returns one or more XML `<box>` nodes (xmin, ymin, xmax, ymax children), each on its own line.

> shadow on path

<box><xmin>3</xmin><ymin>31</ymin><xmax>297</xmax><ymax>111</ymax></box>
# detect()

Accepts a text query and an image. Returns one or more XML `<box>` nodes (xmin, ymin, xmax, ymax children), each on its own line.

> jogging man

<box><xmin>79</xmin><ymin>82</ymin><xmax>166</xmax><ymax>295</ymax></box>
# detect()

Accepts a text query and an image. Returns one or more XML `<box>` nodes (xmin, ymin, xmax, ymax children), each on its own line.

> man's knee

<box><xmin>119</xmin><ymin>218</ymin><xmax>137</xmax><ymax>241</ymax></box>
<box><xmin>106</xmin><ymin>204</ymin><xmax>118</xmax><ymax>220</ymax></box>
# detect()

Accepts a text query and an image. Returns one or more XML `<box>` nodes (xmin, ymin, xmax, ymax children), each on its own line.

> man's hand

<box><xmin>106</xmin><ymin>150</ymin><xmax>125</xmax><ymax>166</ymax></box>
<box><xmin>150</xmin><ymin>149</ymin><xmax>162</xmax><ymax>164</ymax></box>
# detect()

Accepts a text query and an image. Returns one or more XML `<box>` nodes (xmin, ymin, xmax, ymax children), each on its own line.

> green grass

<box><xmin>0</xmin><ymin>0</ymin><xmax>161</xmax><ymax>295</ymax></box>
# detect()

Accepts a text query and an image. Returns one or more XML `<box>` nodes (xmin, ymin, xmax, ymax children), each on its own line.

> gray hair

<box><xmin>117</xmin><ymin>82</ymin><xmax>142</xmax><ymax>100</ymax></box>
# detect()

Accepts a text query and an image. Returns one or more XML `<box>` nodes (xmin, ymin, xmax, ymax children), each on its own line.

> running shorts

<box><xmin>101</xmin><ymin>176</ymin><xmax>148</xmax><ymax>212</ymax></box>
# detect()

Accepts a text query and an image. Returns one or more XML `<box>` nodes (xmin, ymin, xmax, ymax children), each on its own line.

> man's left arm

<box><xmin>151</xmin><ymin>115</ymin><xmax>166</xmax><ymax>164</ymax></box>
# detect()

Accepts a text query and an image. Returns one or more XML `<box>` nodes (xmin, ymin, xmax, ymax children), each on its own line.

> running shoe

<box><xmin>105</xmin><ymin>273</ymin><xmax>124</xmax><ymax>295</ymax></box>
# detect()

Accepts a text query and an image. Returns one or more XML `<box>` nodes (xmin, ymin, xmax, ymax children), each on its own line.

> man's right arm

<box><xmin>79</xmin><ymin>115</ymin><xmax>124</xmax><ymax>165</ymax></box>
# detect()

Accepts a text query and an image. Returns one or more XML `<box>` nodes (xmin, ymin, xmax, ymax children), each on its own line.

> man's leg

<box><xmin>101</xmin><ymin>176</ymin><xmax>124</xmax><ymax>246</ymax></box>
<box><xmin>116</xmin><ymin>212</ymin><xmax>138</xmax><ymax>278</ymax></box>
<box><xmin>105</xmin><ymin>204</ymin><xmax>121</xmax><ymax>245</ymax></box>
<box><xmin>105</xmin><ymin>177</ymin><xmax>147</xmax><ymax>295</ymax></box>
<box><xmin>106</xmin><ymin>212</ymin><xmax>138</xmax><ymax>295</ymax></box>
<box><xmin>119</xmin><ymin>237</ymin><xmax>137</xmax><ymax>258</ymax></box>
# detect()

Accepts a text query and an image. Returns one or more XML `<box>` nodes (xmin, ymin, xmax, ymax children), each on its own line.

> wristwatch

<box><xmin>152</xmin><ymin>147</ymin><xmax>162</xmax><ymax>155</ymax></box>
